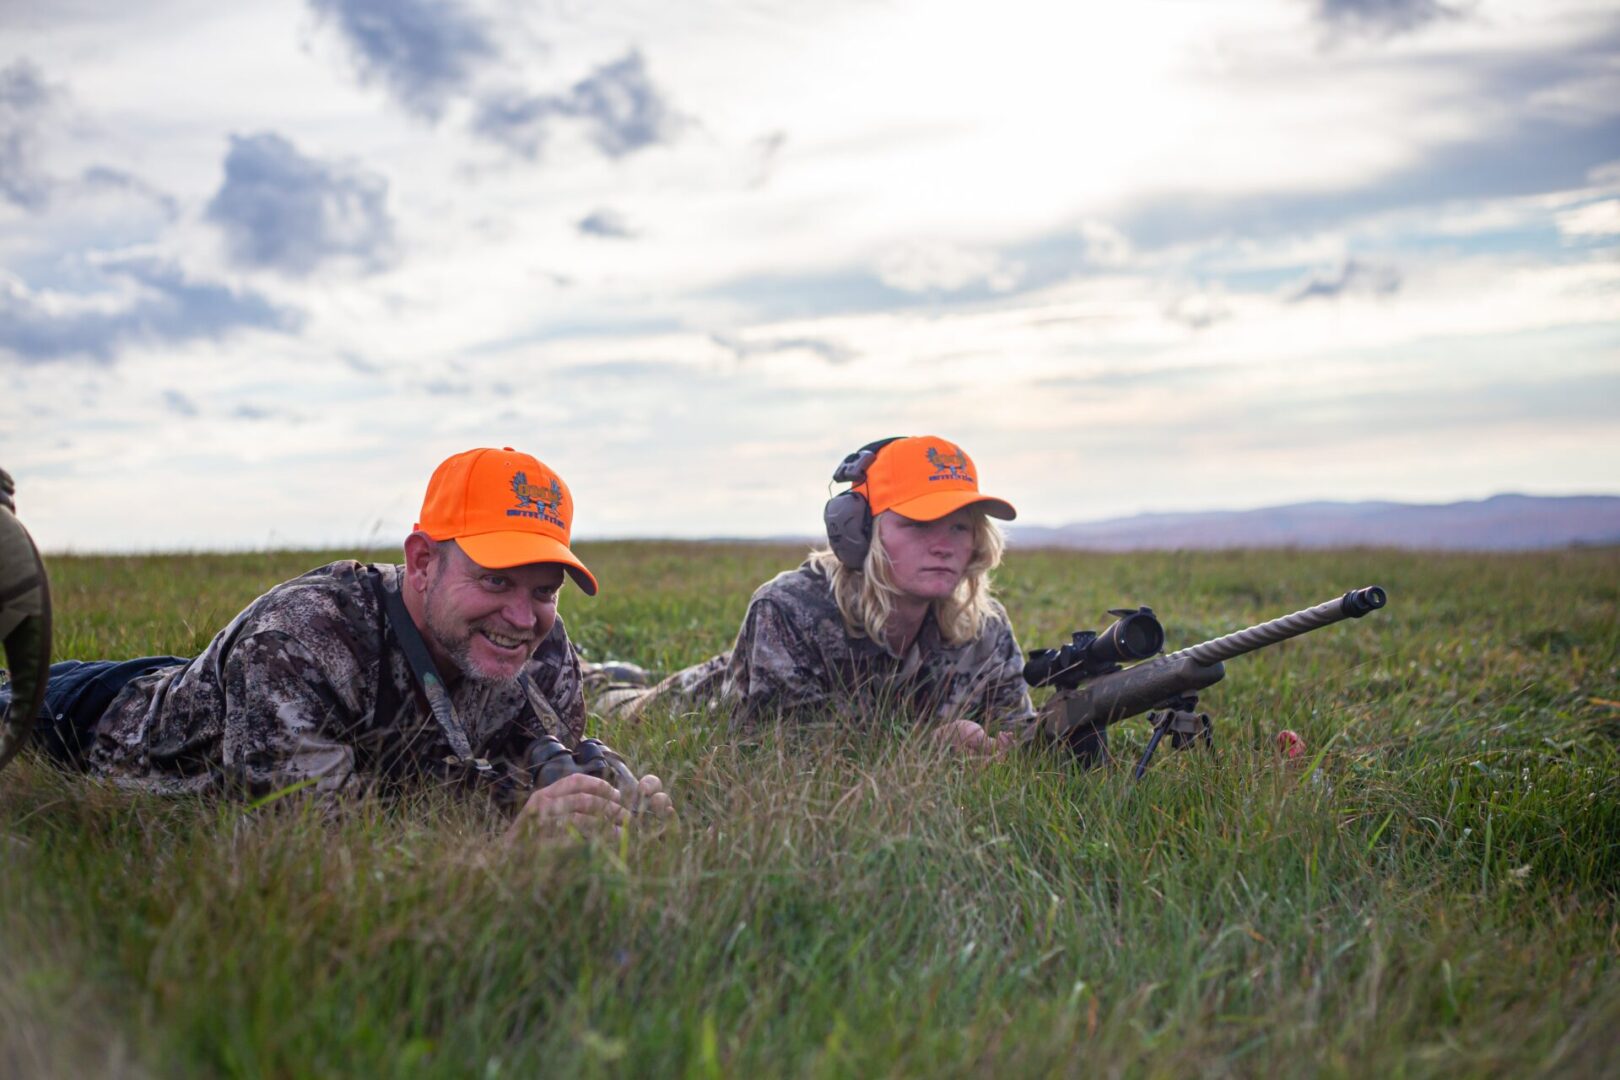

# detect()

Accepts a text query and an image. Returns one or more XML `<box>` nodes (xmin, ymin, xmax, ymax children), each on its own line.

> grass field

<box><xmin>3</xmin><ymin>543</ymin><xmax>1618</xmax><ymax>1077</ymax></box>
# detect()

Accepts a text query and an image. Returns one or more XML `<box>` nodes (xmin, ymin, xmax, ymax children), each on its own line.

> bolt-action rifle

<box><xmin>1024</xmin><ymin>587</ymin><xmax>1387</xmax><ymax>777</ymax></box>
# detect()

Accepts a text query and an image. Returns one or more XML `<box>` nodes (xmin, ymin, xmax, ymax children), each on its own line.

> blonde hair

<box><xmin>811</xmin><ymin>509</ymin><xmax>1006</xmax><ymax>652</ymax></box>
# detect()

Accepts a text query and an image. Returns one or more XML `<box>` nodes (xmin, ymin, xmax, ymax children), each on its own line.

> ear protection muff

<box><xmin>823</xmin><ymin>437</ymin><xmax>904</xmax><ymax>570</ymax></box>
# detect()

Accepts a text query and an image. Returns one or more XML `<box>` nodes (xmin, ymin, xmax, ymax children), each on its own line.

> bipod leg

<box><xmin>1132</xmin><ymin>716</ymin><xmax>1172</xmax><ymax>780</ymax></box>
<box><xmin>1132</xmin><ymin>696</ymin><xmax>1212</xmax><ymax>780</ymax></box>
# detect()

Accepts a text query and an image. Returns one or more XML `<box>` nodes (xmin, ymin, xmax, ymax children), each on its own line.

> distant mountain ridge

<box><xmin>1007</xmin><ymin>494</ymin><xmax>1620</xmax><ymax>551</ymax></box>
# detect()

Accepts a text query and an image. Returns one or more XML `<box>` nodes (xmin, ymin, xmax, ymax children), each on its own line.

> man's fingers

<box><xmin>516</xmin><ymin>767</ymin><xmax>677</xmax><ymax>837</ymax></box>
<box><xmin>632</xmin><ymin>774</ymin><xmax>676</xmax><ymax>820</ymax></box>
<box><xmin>940</xmin><ymin>720</ymin><xmax>988</xmax><ymax>751</ymax></box>
<box><xmin>566</xmin><ymin>811</ymin><xmax>621</xmax><ymax>835</ymax></box>
<box><xmin>539</xmin><ymin>772</ymin><xmax>622</xmax><ymax>800</ymax></box>
<box><xmin>509</xmin><ymin>771</ymin><xmax>650</xmax><ymax>843</ymax></box>
<box><xmin>552</xmin><ymin>791</ymin><xmax>628</xmax><ymax>821</ymax></box>
<box><xmin>522</xmin><ymin>779</ymin><xmax>627</xmax><ymax>824</ymax></box>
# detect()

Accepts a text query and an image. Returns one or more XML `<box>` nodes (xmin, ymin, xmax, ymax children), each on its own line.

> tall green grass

<box><xmin>3</xmin><ymin>544</ymin><xmax>1616</xmax><ymax>1076</ymax></box>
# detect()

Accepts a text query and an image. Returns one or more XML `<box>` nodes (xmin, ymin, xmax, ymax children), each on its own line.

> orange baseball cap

<box><xmin>415</xmin><ymin>447</ymin><xmax>598</xmax><ymax>595</ymax></box>
<box><xmin>855</xmin><ymin>436</ymin><xmax>1016</xmax><ymax>522</ymax></box>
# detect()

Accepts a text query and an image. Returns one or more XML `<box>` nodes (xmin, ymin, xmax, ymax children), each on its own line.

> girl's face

<box><xmin>878</xmin><ymin>506</ymin><xmax>977</xmax><ymax>602</ymax></box>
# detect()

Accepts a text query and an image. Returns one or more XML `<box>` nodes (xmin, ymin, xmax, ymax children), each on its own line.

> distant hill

<box><xmin>1008</xmin><ymin>494</ymin><xmax>1620</xmax><ymax>551</ymax></box>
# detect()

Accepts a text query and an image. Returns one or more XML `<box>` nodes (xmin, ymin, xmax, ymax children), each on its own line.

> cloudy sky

<box><xmin>3</xmin><ymin>0</ymin><xmax>1617</xmax><ymax>551</ymax></box>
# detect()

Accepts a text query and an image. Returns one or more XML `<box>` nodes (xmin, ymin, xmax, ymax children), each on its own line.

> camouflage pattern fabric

<box><xmin>625</xmin><ymin>559</ymin><xmax>1035</xmax><ymax>735</ymax></box>
<box><xmin>1</xmin><ymin>497</ymin><xmax>51</xmax><ymax>772</ymax></box>
<box><xmin>0</xmin><ymin>503</ymin><xmax>46</xmax><ymax>642</ymax></box>
<box><xmin>87</xmin><ymin>561</ymin><xmax>584</xmax><ymax>810</ymax></box>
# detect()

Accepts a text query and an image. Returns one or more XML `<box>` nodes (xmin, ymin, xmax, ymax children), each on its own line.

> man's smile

<box><xmin>477</xmin><ymin>628</ymin><xmax>530</xmax><ymax>653</ymax></box>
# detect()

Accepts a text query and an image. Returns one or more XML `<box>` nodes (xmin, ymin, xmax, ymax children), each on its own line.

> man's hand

<box><xmin>506</xmin><ymin>771</ymin><xmax>677</xmax><ymax>842</ymax></box>
<box><xmin>507</xmin><ymin>772</ymin><xmax>629</xmax><ymax>841</ymax></box>
<box><xmin>636</xmin><ymin>773</ymin><xmax>676</xmax><ymax>821</ymax></box>
<box><xmin>935</xmin><ymin>719</ymin><xmax>1013</xmax><ymax>756</ymax></box>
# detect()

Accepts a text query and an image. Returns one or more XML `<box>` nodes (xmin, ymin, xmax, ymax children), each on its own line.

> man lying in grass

<box><xmin>603</xmin><ymin>436</ymin><xmax>1035</xmax><ymax>753</ymax></box>
<box><xmin>2</xmin><ymin>447</ymin><xmax>672</xmax><ymax>838</ymax></box>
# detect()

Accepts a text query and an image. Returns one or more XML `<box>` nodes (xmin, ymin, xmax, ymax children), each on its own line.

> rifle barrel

<box><xmin>1167</xmin><ymin>586</ymin><xmax>1386</xmax><ymax>666</ymax></box>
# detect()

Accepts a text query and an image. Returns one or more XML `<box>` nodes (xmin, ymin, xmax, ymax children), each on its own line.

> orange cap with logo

<box><xmin>415</xmin><ymin>447</ymin><xmax>598</xmax><ymax>595</ymax></box>
<box><xmin>855</xmin><ymin>436</ymin><xmax>1016</xmax><ymax>522</ymax></box>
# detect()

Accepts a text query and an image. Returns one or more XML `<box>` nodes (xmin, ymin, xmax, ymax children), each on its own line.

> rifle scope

<box><xmin>1024</xmin><ymin>606</ymin><xmax>1165</xmax><ymax>690</ymax></box>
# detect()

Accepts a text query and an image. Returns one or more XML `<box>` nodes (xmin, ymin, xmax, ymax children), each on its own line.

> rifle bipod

<box><xmin>1132</xmin><ymin>695</ymin><xmax>1212</xmax><ymax>780</ymax></box>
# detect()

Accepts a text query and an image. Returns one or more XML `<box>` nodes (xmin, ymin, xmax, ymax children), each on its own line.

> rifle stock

<box><xmin>1040</xmin><ymin>654</ymin><xmax>1226</xmax><ymax>744</ymax></box>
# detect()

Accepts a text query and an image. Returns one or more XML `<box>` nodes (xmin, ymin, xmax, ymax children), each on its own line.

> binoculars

<box><xmin>524</xmin><ymin>735</ymin><xmax>643</xmax><ymax>812</ymax></box>
<box><xmin>1023</xmin><ymin>606</ymin><xmax>1165</xmax><ymax>691</ymax></box>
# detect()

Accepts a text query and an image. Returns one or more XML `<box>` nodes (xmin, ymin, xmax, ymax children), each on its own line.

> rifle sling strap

<box><xmin>368</xmin><ymin>567</ymin><xmax>491</xmax><ymax>772</ymax></box>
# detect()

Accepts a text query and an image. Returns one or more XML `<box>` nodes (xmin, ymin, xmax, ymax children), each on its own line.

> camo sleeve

<box><xmin>923</xmin><ymin>600</ymin><xmax>1035</xmax><ymax>738</ymax></box>
<box><xmin>724</xmin><ymin>598</ymin><xmax>829</xmax><ymax>732</ymax></box>
<box><xmin>219</xmin><ymin>628</ymin><xmax>367</xmax><ymax>797</ymax></box>
<box><xmin>980</xmin><ymin>610</ymin><xmax>1036</xmax><ymax>737</ymax></box>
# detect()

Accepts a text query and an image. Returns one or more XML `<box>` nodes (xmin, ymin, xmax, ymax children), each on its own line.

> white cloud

<box><xmin>2</xmin><ymin>0</ymin><xmax>1617</xmax><ymax>548</ymax></box>
<box><xmin>1557</xmin><ymin>198</ymin><xmax>1620</xmax><ymax>238</ymax></box>
<box><xmin>875</xmin><ymin>241</ymin><xmax>1024</xmax><ymax>295</ymax></box>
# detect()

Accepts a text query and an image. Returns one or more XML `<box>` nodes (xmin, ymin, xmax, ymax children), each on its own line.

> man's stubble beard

<box><xmin>422</xmin><ymin>594</ymin><xmax>529</xmax><ymax>688</ymax></box>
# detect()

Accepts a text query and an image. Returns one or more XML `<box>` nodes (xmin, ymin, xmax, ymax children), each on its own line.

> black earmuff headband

<box><xmin>823</xmin><ymin>436</ymin><xmax>905</xmax><ymax>570</ymax></box>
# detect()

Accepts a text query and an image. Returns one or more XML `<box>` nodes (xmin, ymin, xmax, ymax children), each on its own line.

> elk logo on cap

<box><xmin>926</xmin><ymin>445</ymin><xmax>973</xmax><ymax>482</ymax></box>
<box><xmin>509</xmin><ymin>471</ymin><xmax>565</xmax><ymax>526</ymax></box>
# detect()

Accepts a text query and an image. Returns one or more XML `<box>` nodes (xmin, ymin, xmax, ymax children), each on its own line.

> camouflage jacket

<box><xmin>644</xmin><ymin>559</ymin><xmax>1035</xmax><ymax>735</ymax></box>
<box><xmin>88</xmin><ymin>561</ymin><xmax>584</xmax><ymax>810</ymax></box>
